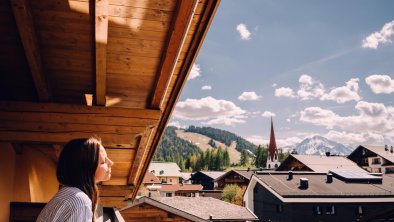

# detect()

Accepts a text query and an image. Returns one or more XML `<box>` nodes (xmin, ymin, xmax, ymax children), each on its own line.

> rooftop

<box><xmin>124</xmin><ymin>196</ymin><xmax>258</xmax><ymax>221</ymax></box>
<box><xmin>148</xmin><ymin>162</ymin><xmax>181</xmax><ymax>177</ymax></box>
<box><xmin>253</xmin><ymin>171</ymin><xmax>394</xmax><ymax>200</ymax></box>
<box><xmin>355</xmin><ymin>145</ymin><xmax>394</xmax><ymax>163</ymax></box>
<box><xmin>160</xmin><ymin>184</ymin><xmax>203</xmax><ymax>192</ymax></box>
<box><xmin>197</xmin><ymin>171</ymin><xmax>226</xmax><ymax>180</ymax></box>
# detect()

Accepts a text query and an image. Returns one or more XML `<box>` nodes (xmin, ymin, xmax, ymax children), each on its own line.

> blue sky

<box><xmin>169</xmin><ymin>0</ymin><xmax>394</xmax><ymax>148</ymax></box>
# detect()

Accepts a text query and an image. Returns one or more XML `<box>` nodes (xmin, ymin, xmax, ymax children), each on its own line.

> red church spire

<box><xmin>268</xmin><ymin>117</ymin><xmax>278</xmax><ymax>161</ymax></box>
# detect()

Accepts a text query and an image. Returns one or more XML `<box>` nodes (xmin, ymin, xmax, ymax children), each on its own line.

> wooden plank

<box><xmin>150</xmin><ymin>0</ymin><xmax>198</xmax><ymax>108</ymax></box>
<box><xmin>108</xmin><ymin>16</ymin><xmax>170</xmax><ymax>31</ymax></box>
<box><xmin>108</xmin><ymin>5</ymin><xmax>172</xmax><ymax>21</ymax></box>
<box><xmin>127</xmin><ymin>127</ymin><xmax>154</xmax><ymax>185</ymax></box>
<box><xmin>0</xmin><ymin>101</ymin><xmax>160</xmax><ymax>119</ymax></box>
<box><xmin>95</xmin><ymin>0</ymin><xmax>109</xmax><ymax>106</ymax></box>
<box><xmin>99</xmin><ymin>196</ymin><xmax>128</xmax><ymax>208</ymax></box>
<box><xmin>98</xmin><ymin>185</ymin><xmax>132</xmax><ymax>197</ymax></box>
<box><xmin>11</xmin><ymin>0</ymin><xmax>52</xmax><ymax>101</ymax></box>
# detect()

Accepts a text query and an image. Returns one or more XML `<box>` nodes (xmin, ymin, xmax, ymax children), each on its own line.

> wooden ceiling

<box><xmin>0</xmin><ymin>0</ymin><xmax>220</xmax><ymax>208</ymax></box>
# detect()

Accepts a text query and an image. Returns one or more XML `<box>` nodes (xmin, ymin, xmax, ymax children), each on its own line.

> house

<box><xmin>190</xmin><ymin>171</ymin><xmax>226</xmax><ymax>190</ymax></box>
<box><xmin>244</xmin><ymin>171</ymin><xmax>394</xmax><ymax>222</ymax></box>
<box><xmin>214</xmin><ymin>169</ymin><xmax>254</xmax><ymax>190</ymax></box>
<box><xmin>148</xmin><ymin>162</ymin><xmax>182</xmax><ymax>184</ymax></box>
<box><xmin>121</xmin><ymin>196</ymin><xmax>258</xmax><ymax>222</ymax></box>
<box><xmin>159</xmin><ymin>184</ymin><xmax>203</xmax><ymax>197</ymax></box>
<box><xmin>138</xmin><ymin>172</ymin><xmax>162</xmax><ymax>197</ymax></box>
<box><xmin>181</xmin><ymin>172</ymin><xmax>193</xmax><ymax>184</ymax></box>
<box><xmin>0</xmin><ymin>0</ymin><xmax>221</xmax><ymax>220</ymax></box>
<box><xmin>348</xmin><ymin>145</ymin><xmax>394</xmax><ymax>174</ymax></box>
<box><xmin>277</xmin><ymin>154</ymin><xmax>367</xmax><ymax>173</ymax></box>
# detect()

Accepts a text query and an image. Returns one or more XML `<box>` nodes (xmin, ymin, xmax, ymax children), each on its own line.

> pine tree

<box><xmin>240</xmin><ymin>150</ymin><xmax>249</xmax><ymax>166</ymax></box>
<box><xmin>223</xmin><ymin>148</ymin><xmax>230</xmax><ymax>168</ymax></box>
<box><xmin>215</xmin><ymin>146</ymin><xmax>224</xmax><ymax>170</ymax></box>
<box><xmin>204</xmin><ymin>149</ymin><xmax>211</xmax><ymax>170</ymax></box>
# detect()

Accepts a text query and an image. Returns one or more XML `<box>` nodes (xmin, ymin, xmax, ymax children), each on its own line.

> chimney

<box><xmin>300</xmin><ymin>178</ymin><xmax>309</xmax><ymax>189</ymax></box>
<box><xmin>209</xmin><ymin>215</ymin><xmax>213</xmax><ymax>221</ymax></box>
<box><xmin>385</xmin><ymin>145</ymin><xmax>388</xmax><ymax>151</ymax></box>
<box><xmin>325</xmin><ymin>152</ymin><xmax>330</xmax><ymax>157</ymax></box>
<box><xmin>287</xmin><ymin>171</ymin><xmax>293</xmax><ymax>180</ymax></box>
<box><xmin>247</xmin><ymin>167</ymin><xmax>250</xmax><ymax>172</ymax></box>
<box><xmin>391</xmin><ymin>146</ymin><xmax>393</xmax><ymax>153</ymax></box>
<box><xmin>326</xmin><ymin>173</ymin><xmax>333</xmax><ymax>183</ymax></box>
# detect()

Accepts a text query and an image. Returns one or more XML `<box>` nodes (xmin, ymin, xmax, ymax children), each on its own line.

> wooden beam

<box><xmin>94</xmin><ymin>0</ymin><xmax>109</xmax><ymax>106</ymax></box>
<box><xmin>150</xmin><ymin>0</ymin><xmax>198</xmax><ymax>108</ymax></box>
<box><xmin>0</xmin><ymin>101</ymin><xmax>160</xmax><ymax>146</ymax></box>
<box><xmin>130</xmin><ymin>0</ymin><xmax>221</xmax><ymax>200</ymax></box>
<box><xmin>127</xmin><ymin>127</ymin><xmax>154</xmax><ymax>185</ymax></box>
<box><xmin>10</xmin><ymin>0</ymin><xmax>52</xmax><ymax>102</ymax></box>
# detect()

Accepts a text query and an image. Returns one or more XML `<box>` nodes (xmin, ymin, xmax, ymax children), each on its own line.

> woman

<box><xmin>37</xmin><ymin>137</ymin><xmax>114</xmax><ymax>222</ymax></box>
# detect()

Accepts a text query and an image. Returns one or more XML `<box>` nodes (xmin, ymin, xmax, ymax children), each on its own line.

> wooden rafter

<box><xmin>0</xmin><ymin>101</ymin><xmax>160</xmax><ymax>147</ymax></box>
<box><xmin>130</xmin><ymin>0</ymin><xmax>221</xmax><ymax>200</ymax></box>
<box><xmin>94</xmin><ymin>0</ymin><xmax>108</xmax><ymax>106</ymax></box>
<box><xmin>127</xmin><ymin>127</ymin><xmax>155</xmax><ymax>185</ymax></box>
<box><xmin>10</xmin><ymin>0</ymin><xmax>52</xmax><ymax>102</ymax></box>
<box><xmin>150</xmin><ymin>0</ymin><xmax>198</xmax><ymax>108</ymax></box>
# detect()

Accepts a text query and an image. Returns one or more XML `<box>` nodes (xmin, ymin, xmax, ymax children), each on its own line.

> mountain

<box><xmin>285</xmin><ymin>135</ymin><xmax>354</xmax><ymax>155</ymax></box>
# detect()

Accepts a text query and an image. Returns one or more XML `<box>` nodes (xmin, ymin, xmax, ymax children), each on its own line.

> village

<box><xmin>120</xmin><ymin>121</ymin><xmax>394</xmax><ymax>221</ymax></box>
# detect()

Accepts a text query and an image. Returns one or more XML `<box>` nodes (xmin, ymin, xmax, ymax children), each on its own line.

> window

<box><xmin>356</xmin><ymin>206</ymin><xmax>364</xmax><ymax>215</ymax></box>
<box><xmin>166</xmin><ymin>193</ymin><xmax>173</xmax><ymax>197</ymax></box>
<box><xmin>313</xmin><ymin>206</ymin><xmax>322</xmax><ymax>215</ymax></box>
<box><xmin>325</xmin><ymin>206</ymin><xmax>336</xmax><ymax>215</ymax></box>
<box><xmin>276</xmin><ymin>205</ymin><xmax>283</xmax><ymax>213</ymax></box>
<box><xmin>372</xmin><ymin>158</ymin><xmax>381</xmax><ymax>164</ymax></box>
<box><xmin>169</xmin><ymin>178</ymin><xmax>173</xmax><ymax>183</ymax></box>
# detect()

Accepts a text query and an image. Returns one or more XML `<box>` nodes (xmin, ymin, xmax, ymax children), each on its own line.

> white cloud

<box><xmin>272</xmin><ymin>83</ymin><xmax>277</xmax><ymax>88</ymax></box>
<box><xmin>321</xmin><ymin>78</ymin><xmax>362</xmax><ymax>103</ymax></box>
<box><xmin>365</xmin><ymin>74</ymin><xmax>394</xmax><ymax>94</ymax></box>
<box><xmin>325</xmin><ymin>130</ymin><xmax>384</xmax><ymax>146</ymax></box>
<box><xmin>188</xmin><ymin>63</ymin><xmax>201</xmax><ymax>80</ymax></box>
<box><xmin>238</xmin><ymin>91</ymin><xmax>262</xmax><ymax>101</ymax></box>
<box><xmin>262</xmin><ymin>111</ymin><xmax>276</xmax><ymax>117</ymax></box>
<box><xmin>167</xmin><ymin>121</ymin><xmax>186</xmax><ymax>129</ymax></box>
<box><xmin>300</xmin><ymin>101</ymin><xmax>394</xmax><ymax>143</ymax></box>
<box><xmin>246</xmin><ymin>135</ymin><xmax>302</xmax><ymax>148</ymax></box>
<box><xmin>173</xmin><ymin>96</ymin><xmax>247</xmax><ymax>126</ymax></box>
<box><xmin>275</xmin><ymin>87</ymin><xmax>295</xmax><ymax>98</ymax></box>
<box><xmin>362</xmin><ymin>20</ymin><xmax>394</xmax><ymax>49</ymax></box>
<box><xmin>297</xmin><ymin>74</ymin><xmax>325</xmax><ymax>100</ymax></box>
<box><xmin>236</xmin><ymin>23</ymin><xmax>251</xmax><ymax>40</ymax></box>
<box><xmin>286</xmin><ymin>118</ymin><xmax>291</xmax><ymax>122</ymax></box>
<box><xmin>201</xmin><ymin>85</ymin><xmax>212</xmax><ymax>90</ymax></box>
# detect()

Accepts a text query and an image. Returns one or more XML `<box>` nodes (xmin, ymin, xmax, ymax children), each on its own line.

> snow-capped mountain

<box><xmin>284</xmin><ymin>135</ymin><xmax>354</xmax><ymax>155</ymax></box>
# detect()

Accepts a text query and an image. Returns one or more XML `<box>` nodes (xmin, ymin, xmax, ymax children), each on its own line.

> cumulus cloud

<box><xmin>173</xmin><ymin>96</ymin><xmax>247</xmax><ymax>126</ymax></box>
<box><xmin>236</xmin><ymin>23</ymin><xmax>251</xmax><ymax>40</ymax></box>
<box><xmin>275</xmin><ymin>87</ymin><xmax>295</xmax><ymax>98</ymax></box>
<box><xmin>321</xmin><ymin>78</ymin><xmax>362</xmax><ymax>103</ymax></box>
<box><xmin>246</xmin><ymin>135</ymin><xmax>302</xmax><ymax>147</ymax></box>
<box><xmin>297</xmin><ymin>74</ymin><xmax>325</xmax><ymax>100</ymax></box>
<box><xmin>272</xmin><ymin>83</ymin><xmax>278</xmax><ymax>88</ymax></box>
<box><xmin>188</xmin><ymin>63</ymin><xmax>201</xmax><ymax>80</ymax></box>
<box><xmin>238</xmin><ymin>91</ymin><xmax>262</xmax><ymax>101</ymax></box>
<box><xmin>362</xmin><ymin>20</ymin><xmax>394</xmax><ymax>49</ymax></box>
<box><xmin>167</xmin><ymin>121</ymin><xmax>186</xmax><ymax>129</ymax></box>
<box><xmin>262</xmin><ymin>111</ymin><xmax>276</xmax><ymax>117</ymax></box>
<box><xmin>300</xmin><ymin>101</ymin><xmax>394</xmax><ymax>143</ymax></box>
<box><xmin>325</xmin><ymin>130</ymin><xmax>384</xmax><ymax>146</ymax></box>
<box><xmin>365</xmin><ymin>74</ymin><xmax>394</xmax><ymax>94</ymax></box>
<box><xmin>201</xmin><ymin>85</ymin><xmax>212</xmax><ymax>90</ymax></box>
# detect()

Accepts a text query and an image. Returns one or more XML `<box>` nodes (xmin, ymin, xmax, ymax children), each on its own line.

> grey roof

<box><xmin>253</xmin><ymin>172</ymin><xmax>394</xmax><ymax>200</ymax></box>
<box><xmin>180</xmin><ymin>172</ymin><xmax>192</xmax><ymax>180</ymax></box>
<box><xmin>287</xmin><ymin>154</ymin><xmax>367</xmax><ymax>173</ymax></box>
<box><xmin>148</xmin><ymin>162</ymin><xmax>181</xmax><ymax>177</ymax></box>
<box><xmin>358</xmin><ymin>145</ymin><xmax>394</xmax><ymax>163</ymax></box>
<box><xmin>124</xmin><ymin>196</ymin><xmax>258</xmax><ymax>221</ymax></box>
<box><xmin>214</xmin><ymin>170</ymin><xmax>254</xmax><ymax>182</ymax></box>
<box><xmin>199</xmin><ymin>171</ymin><xmax>226</xmax><ymax>180</ymax></box>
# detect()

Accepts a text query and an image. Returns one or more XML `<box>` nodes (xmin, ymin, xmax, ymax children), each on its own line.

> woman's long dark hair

<box><xmin>57</xmin><ymin>137</ymin><xmax>101</xmax><ymax>220</ymax></box>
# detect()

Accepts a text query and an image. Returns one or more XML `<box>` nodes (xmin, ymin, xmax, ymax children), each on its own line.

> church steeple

<box><xmin>268</xmin><ymin>117</ymin><xmax>278</xmax><ymax>161</ymax></box>
<box><xmin>266</xmin><ymin>117</ymin><xmax>280</xmax><ymax>169</ymax></box>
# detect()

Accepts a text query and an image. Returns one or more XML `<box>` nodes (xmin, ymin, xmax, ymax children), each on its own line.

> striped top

<box><xmin>37</xmin><ymin>186</ymin><xmax>93</xmax><ymax>222</ymax></box>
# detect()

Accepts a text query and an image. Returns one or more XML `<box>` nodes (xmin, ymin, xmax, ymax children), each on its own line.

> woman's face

<box><xmin>95</xmin><ymin>146</ymin><xmax>114</xmax><ymax>182</ymax></box>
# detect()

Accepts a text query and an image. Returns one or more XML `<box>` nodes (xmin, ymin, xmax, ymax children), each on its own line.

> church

<box><xmin>266</xmin><ymin>118</ymin><xmax>280</xmax><ymax>169</ymax></box>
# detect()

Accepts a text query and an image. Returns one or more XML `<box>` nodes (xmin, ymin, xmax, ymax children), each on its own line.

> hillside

<box><xmin>176</xmin><ymin>129</ymin><xmax>240</xmax><ymax>164</ymax></box>
<box><xmin>185</xmin><ymin>126</ymin><xmax>257</xmax><ymax>153</ymax></box>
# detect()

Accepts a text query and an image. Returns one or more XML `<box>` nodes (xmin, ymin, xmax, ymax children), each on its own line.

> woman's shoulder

<box><xmin>59</xmin><ymin>186</ymin><xmax>92</xmax><ymax>207</ymax></box>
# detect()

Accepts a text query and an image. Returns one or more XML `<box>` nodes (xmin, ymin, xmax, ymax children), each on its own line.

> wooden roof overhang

<box><xmin>0</xmin><ymin>0</ymin><xmax>220</xmax><ymax>208</ymax></box>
